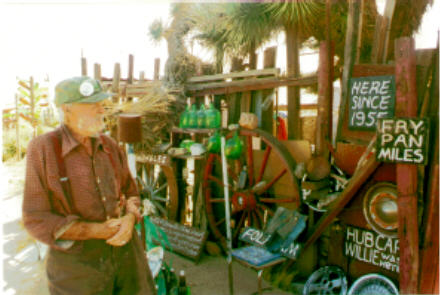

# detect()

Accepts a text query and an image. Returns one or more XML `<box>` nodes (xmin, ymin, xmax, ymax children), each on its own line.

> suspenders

<box><xmin>50</xmin><ymin>129</ymin><xmax>122</xmax><ymax>215</ymax></box>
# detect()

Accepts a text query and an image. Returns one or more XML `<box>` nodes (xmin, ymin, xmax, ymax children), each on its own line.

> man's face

<box><xmin>63</xmin><ymin>101</ymin><xmax>107</xmax><ymax>137</ymax></box>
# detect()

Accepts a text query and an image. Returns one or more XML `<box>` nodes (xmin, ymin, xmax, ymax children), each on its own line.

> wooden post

<box><xmin>81</xmin><ymin>57</ymin><xmax>87</xmax><ymax>76</ymax></box>
<box><xmin>154</xmin><ymin>58</ymin><xmax>160</xmax><ymax>81</ymax></box>
<box><xmin>395</xmin><ymin>37</ymin><xmax>419</xmax><ymax>294</ymax></box>
<box><xmin>94</xmin><ymin>63</ymin><xmax>101</xmax><ymax>81</ymax></box>
<box><xmin>336</xmin><ymin>0</ymin><xmax>361</xmax><ymax>142</ymax></box>
<box><xmin>418</xmin><ymin>37</ymin><xmax>439</xmax><ymax>294</ymax></box>
<box><xmin>29</xmin><ymin>76</ymin><xmax>36</xmax><ymax>138</ymax></box>
<box><xmin>112</xmin><ymin>63</ymin><xmax>121</xmax><ymax>104</ymax></box>
<box><xmin>127</xmin><ymin>54</ymin><xmax>134</xmax><ymax>102</ymax></box>
<box><xmin>355</xmin><ymin>0</ymin><xmax>364</xmax><ymax>63</ymax></box>
<box><xmin>286</xmin><ymin>22</ymin><xmax>301</xmax><ymax>139</ymax></box>
<box><xmin>315</xmin><ymin>41</ymin><xmax>333</xmax><ymax>157</ymax></box>
<box><xmin>381</xmin><ymin>0</ymin><xmax>396</xmax><ymax>62</ymax></box>
<box><xmin>228</xmin><ymin>57</ymin><xmax>244</xmax><ymax>125</ymax></box>
<box><xmin>15</xmin><ymin>94</ymin><xmax>20</xmax><ymax>160</ymax></box>
<box><xmin>139</xmin><ymin>71</ymin><xmax>145</xmax><ymax>82</ymax></box>
<box><xmin>261</xmin><ymin>47</ymin><xmax>277</xmax><ymax>135</ymax></box>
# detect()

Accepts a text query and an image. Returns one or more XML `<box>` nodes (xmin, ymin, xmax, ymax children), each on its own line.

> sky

<box><xmin>0</xmin><ymin>0</ymin><xmax>439</xmax><ymax>108</ymax></box>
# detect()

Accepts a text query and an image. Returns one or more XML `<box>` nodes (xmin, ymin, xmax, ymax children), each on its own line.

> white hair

<box><xmin>57</xmin><ymin>107</ymin><xmax>65</xmax><ymax>124</ymax></box>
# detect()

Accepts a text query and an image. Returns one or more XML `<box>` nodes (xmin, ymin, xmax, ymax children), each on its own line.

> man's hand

<box><xmin>126</xmin><ymin>196</ymin><xmax>142</xmax><ymax>222</ymax></box>
<box><xmin>105</xmin><ymin>213</ymin><xmax>136</xmax><ymax>247</ymax></box>
<box><xmin>59</xmin><ymin>218</ymin><xmax>122</xmax><ymax>240</ymax></box>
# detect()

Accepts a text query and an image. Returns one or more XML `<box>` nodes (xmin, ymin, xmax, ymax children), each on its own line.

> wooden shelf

<box><xmin>169</xmin><ymin>153</ymin><xmax>207</xmax><ymax>160</ymax></box>
<box><xmin>172</xmin><ymin>127</ymin><xmax>219</xmax><ymax>134</ymax></box>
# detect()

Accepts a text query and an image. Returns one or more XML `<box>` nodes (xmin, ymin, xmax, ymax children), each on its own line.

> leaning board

<box><xmin>150</xmin><ymin>217</ymin><xmax>207</xmax><ymax>261</ymax></box>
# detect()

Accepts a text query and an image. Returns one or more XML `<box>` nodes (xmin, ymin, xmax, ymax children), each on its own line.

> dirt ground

<box><xmin>3</xmin><ymin>160</ymin><xmax>293</xmax><ymax>295</ymax></box>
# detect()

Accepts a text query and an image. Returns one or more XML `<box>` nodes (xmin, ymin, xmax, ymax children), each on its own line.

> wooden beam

<box><xmin>29</xmin><ymin>76</ymin><xmax>36</xmax><ymax>138</ymax></box>
<box><xmin>127</xmin><ymin>54</ymin><xmax>134</xmax><ymax>102</ymax></box>
<box><xmin>186</xmin><ymin>75</ymin><xmax>317</xmax><ymax>96</ymax></box>
<box><xmin>381</xmin><ymin>0</ymin><xmax>397</xmax><ymax>62</ymax></box>
<box><xmin>355</xmin><ymin>0</ymin><xmax>364</xmax><ymax>63</ymax></box>
<box><xmin>261</xmin><ymin>46</ymin><xmax>277</xmax><ymax>135</ymax></box>
<box><xmin>286</xmin><ymin>22</ymin><xmax>301</xmax><ymax>139</ymax></box>
<box><xmin>139</xmin><ymin>71</ymin><xmax>145</xmax><ymax>82</ymax></box>
<box><xmin>395</xmin><ymin>37</ymin><xmax>419</xmax><ymax>295</ymax></box>
<box><xmin>187</xmin><ymin>68</ymin><xmax>279</xmax><ymax>83</ymax></box>
<box><xmin>337</xmin><ymin>0</ymin><xmax>361</xmax><ymax>143</ymax></box>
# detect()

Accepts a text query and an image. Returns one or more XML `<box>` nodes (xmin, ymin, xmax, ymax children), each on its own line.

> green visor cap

<box><xmin>55</xmin><ymin>76</ymin><xmax>113</xmax><ymax>106</ymax></box>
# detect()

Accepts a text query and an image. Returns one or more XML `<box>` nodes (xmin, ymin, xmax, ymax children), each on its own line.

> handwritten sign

<box><xmin>348</xmin><ymin>75</ymin><xmax>395</xmax><ymax>130</ymax></box>
<box><xmin>150</xmin><ymin>217</ymin><xmax>207</xmax><ymax>261</ymax></box>
<box><xmin>376</xmin><ymin>118</ymin><xmax>429</xmax><ymax>165</ymax></box>
<box><xmin>239</xmin><ymin>227</ymin><xmax>273</xmax><ymax>247</ymax></box>
<box><xmin>345</xmin><ymin>226</ymin><xmax>399</xmax><ymax>273</ymax></box>
<box><xmin>280</xmin><ymin>242</ymin><xmax>302</xmax><ymax>260</ymax></box>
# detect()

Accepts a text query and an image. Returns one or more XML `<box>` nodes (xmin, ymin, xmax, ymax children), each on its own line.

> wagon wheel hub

<box><xmin>232</xmin><ymin>191</ymin><xmax>257</xmax><ymax>211</ymax></box>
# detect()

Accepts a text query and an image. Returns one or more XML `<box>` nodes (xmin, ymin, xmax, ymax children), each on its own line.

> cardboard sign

<box><xmin>345</xmin><ymin>226</ymin><xmax>399</xmax><ymax>273</ymax></box>
<box><xmin>239</xmin><ymin>227</ymin><xmax>273</xmax><ymax>247</ymax></box>
<box><xmin>150</xmin><ymin>217</ymin><xmax>207</xmax><ymax>261</ymax></box>
<box><xmin>376</xmin><ymin>118</ymin><xmax>430</xmax><ymax>165</ymax></box>
<box><xmin>348</xmin><ymin>75</ymin><xmax>395</xmax><ymax>130</ymax></box>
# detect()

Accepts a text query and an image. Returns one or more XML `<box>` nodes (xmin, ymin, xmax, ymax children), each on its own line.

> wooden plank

<box><xmin>186</xmin><ymin>75</ymin><xmax>317</xmax><ymax>96</ymax></box>
<box><xmin>29</xmin><ymin>76</ymin><xmax>36</xmax><ymax>138</ymax></box>
<box><xmin>187</xmin><ymin>68</ymin><xmax>279</xmax><ymax>83</ymax></box>
<box><xmin>139</xmin><ymin>71</ymin><xmax>145</xmax><ymax>82</ymax></box>
<box><xmin>127</xmin><ymin>54</ymin><xmax>134</xmax><ymax>102</ymax></box>
<box><xmin>381</xmin><ymin>0</ymin><xmax>397</xmax><ymax>62</ymax></box>
<box><xmin>154</xmin><ymin>58</ymin><xmax>160</xmax><ymax>80</ymax></box>
<box><xmin>286</xmin><ymin>22</ymin><xmax>301</xmax><ymax>140</ymax></box>
<box><xmin>352</xmin><ymin>64</ymin><xmax>394</xmax><ymax>77</ymax></box>
<box><xmin>395</xmin><ymin>37</ymin><xmax>419</xmax><ymax>295</ymax></box>
<box><xmin>337</xmin><ymin>0</ymin><xmax>361</xmax><ymax>143</ymax></box>
<box><xmin>355</xmin><ymin>0</ymin><xmax>364</xmax><ymax>63</ymax></box>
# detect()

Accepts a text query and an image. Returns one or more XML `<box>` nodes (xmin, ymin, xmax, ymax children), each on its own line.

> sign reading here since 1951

<box><xmin>348</xmin><ymin>75</ymin><xmax>395</xmax><ymax>130</ymax></box>
<box><xmin>345</xmin><ymin>226</ymin><xmax>399</xmax><ymax>273</ymax></box>
<box><xmin>376</xmin><ymin>118</ymin><xmax>429</xmax><ymax>165</ymax></box>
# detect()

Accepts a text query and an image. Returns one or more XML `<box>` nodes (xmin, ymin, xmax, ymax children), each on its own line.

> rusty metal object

<box><xmin>203</xmin><ymin>128</ymin><xmax>300</xmax><ymax>250</ymax></box>
<box><xmin>118</xmin><ymin>113</ymin><xmax>142</xmax><ymax>143</ymax></box>
<box><xmin>363</xmin><ymin>182</ymin><xmax>398</xmax><ymax>237</ymax></box>
<box><xmin>306</xmin><ymin>155</ymin><xmax>331</xmax><ymax>181</ymax></box>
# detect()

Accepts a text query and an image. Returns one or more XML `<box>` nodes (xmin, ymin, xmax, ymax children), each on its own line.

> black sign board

<box><xmin>344</xmin><ymin>226</ymin><xmax>399</xmax><ymax>273</ymax></box>
<box><xmin>376</xmin><ymin>118</ymin><xmax>430</xmax><ymax>165</ymax></box>
<box><xmin>150</xmin><ymin>217</ymin><xmax>207</xmax><ymax>261</ymax></box>
<box><xmin>239</xmin><ymin>227</ymin><xmax>273</xmax><ymax>247</ymax></box>
<box><xmin>348</xmin><ymin>75</ymin><xmax>395</xmax><ymax>130</ymax></box>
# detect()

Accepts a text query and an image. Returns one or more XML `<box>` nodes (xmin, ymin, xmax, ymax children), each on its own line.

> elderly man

<box><xmin>22</xmin><ymin>76</ymin><xmax>156</xmax><ymax>294</ymax></box>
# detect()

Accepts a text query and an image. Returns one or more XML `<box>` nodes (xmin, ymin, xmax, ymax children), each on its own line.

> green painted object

<box><xmin>179</xmin><ymin>105</ymin><xmax>190</xmax><ymax>128</ymax></box>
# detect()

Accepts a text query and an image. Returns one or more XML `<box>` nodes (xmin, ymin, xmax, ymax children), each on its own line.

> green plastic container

<box><xmin>205</xmin><ymin>103</ymin><xmax>221</xmax><ymax>129</ymax></box>
<box><xmin>225</xmin><ymin>131</ymin><xmax>243</xmax><ymax>159</ymax></box>
<box><xmin>197</xmin><ymin>104</ymin><xmax>206</xmax><ymax>128</ymax></box>
<box><xmin>187</xmin><ymin>104</ymin><xmax>198</xmax><ymax>128</ymax></box>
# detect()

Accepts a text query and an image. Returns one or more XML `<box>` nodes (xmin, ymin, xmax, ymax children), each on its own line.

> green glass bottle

<box><xmin>225</xmin><ymin>131</ymin><xmax>243</xmax><ymax>159</ymax></box>
<box><xmin>207</xmin><ymin>131</ymin><xmax>221</xmax><ymax>153</ymax></box>
<box><xmin>187</xmin><ymin>104</ymin><xmax>198</xmax><ymax>128</ymax></box>
<box><xmin>197</xmin><ymin>104</ymin><xmax>206</xmax><ymax>128</ymax></box>
<box><xmin>205</xmin><ymin>102</ymin><xmax>221</xmax><ymax>129</ymax></box>
<box><xmin>179</xmin><ymin>105</ymin><xmax>190</xmax><ymax>128</ymax></box>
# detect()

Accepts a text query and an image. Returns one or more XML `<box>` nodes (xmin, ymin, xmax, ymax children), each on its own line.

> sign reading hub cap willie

<box><xmin>376</xmin><ymin>117</ymin><xmax>430</xmax><ymax>165</ymax></box>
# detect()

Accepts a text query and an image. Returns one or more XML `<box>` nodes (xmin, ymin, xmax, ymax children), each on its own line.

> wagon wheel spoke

<box><xmin>233</xmin><ymin>211</ymin><xmax>248</xmax><ymax>240</ymax></box>
<box><xmin>155</xmin><ymin>182</ymin><xmax>168</xmax><ymax>194</ymax></box>
<box><xmin>256</xmin><ymin>146</ymin><xmax>272</xmax><ymax>183</ymax></box>
<box><xmin>256</xmin><ymin>168</ymin><xmax>287</xmax><ymax>195</ymax></box>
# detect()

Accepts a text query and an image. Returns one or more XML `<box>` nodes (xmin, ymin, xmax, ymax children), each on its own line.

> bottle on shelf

<box><xmin>187</xmin><ymin>104</ymin><xmax>198</xmax><ymax>128</ymax></box>
<box><xmin>205</xmin><ymin>102</ymin><xmax>221</xmax><ymax>129</ymax></box>
<box><xmin>179</xmin><ymin>104</ymin><xmax>190</xmax><ymax>128</ymax></box>
<box><xmin>197</xmin><ymin>104</ymin><xmax>206</xmax><ymax>128</ymax></box>
<box><xmin>178</xmin><ymin>270</ymin><xmax>190</xmax><ymax>295</ymax></box>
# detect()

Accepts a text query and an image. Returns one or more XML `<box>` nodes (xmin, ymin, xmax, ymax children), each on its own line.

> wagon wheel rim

<box><xmin>137</xmin><ymin>161</ymin><xmax>179</xmax><ymax>221</ymax></box>
<box><xmin>203</xmin><ymin>128</ymin><xmax>301</xmax><ymax>250</ymax></box>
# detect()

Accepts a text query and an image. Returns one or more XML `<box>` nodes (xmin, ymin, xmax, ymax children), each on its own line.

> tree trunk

<box><xmin>285</xmin><ymin>22</ymin><xmax>301</xmax><ymax>139</ymax></box>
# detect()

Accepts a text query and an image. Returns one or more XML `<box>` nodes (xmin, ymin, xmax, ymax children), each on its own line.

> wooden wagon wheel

<box><xmin>203</xmin><ymin>128</ymin><xmax>301</xmax><ymax>250</ymax></box>
<box><xmin>136</xmin><ymin>155</ymin><xmax>179</xmax><ymax>221</ymax></box>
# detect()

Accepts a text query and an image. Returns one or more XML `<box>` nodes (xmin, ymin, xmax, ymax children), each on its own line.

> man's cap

<box><xmin>55</xmin><ymin>76</ymin><xmax>113</xmax><ymax>106</ymax></box>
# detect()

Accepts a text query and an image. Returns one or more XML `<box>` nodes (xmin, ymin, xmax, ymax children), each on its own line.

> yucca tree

<box><xmin>264</xmin><ymin>1</ymin><xmax>324</xmax><ymax>139</ymax></box>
